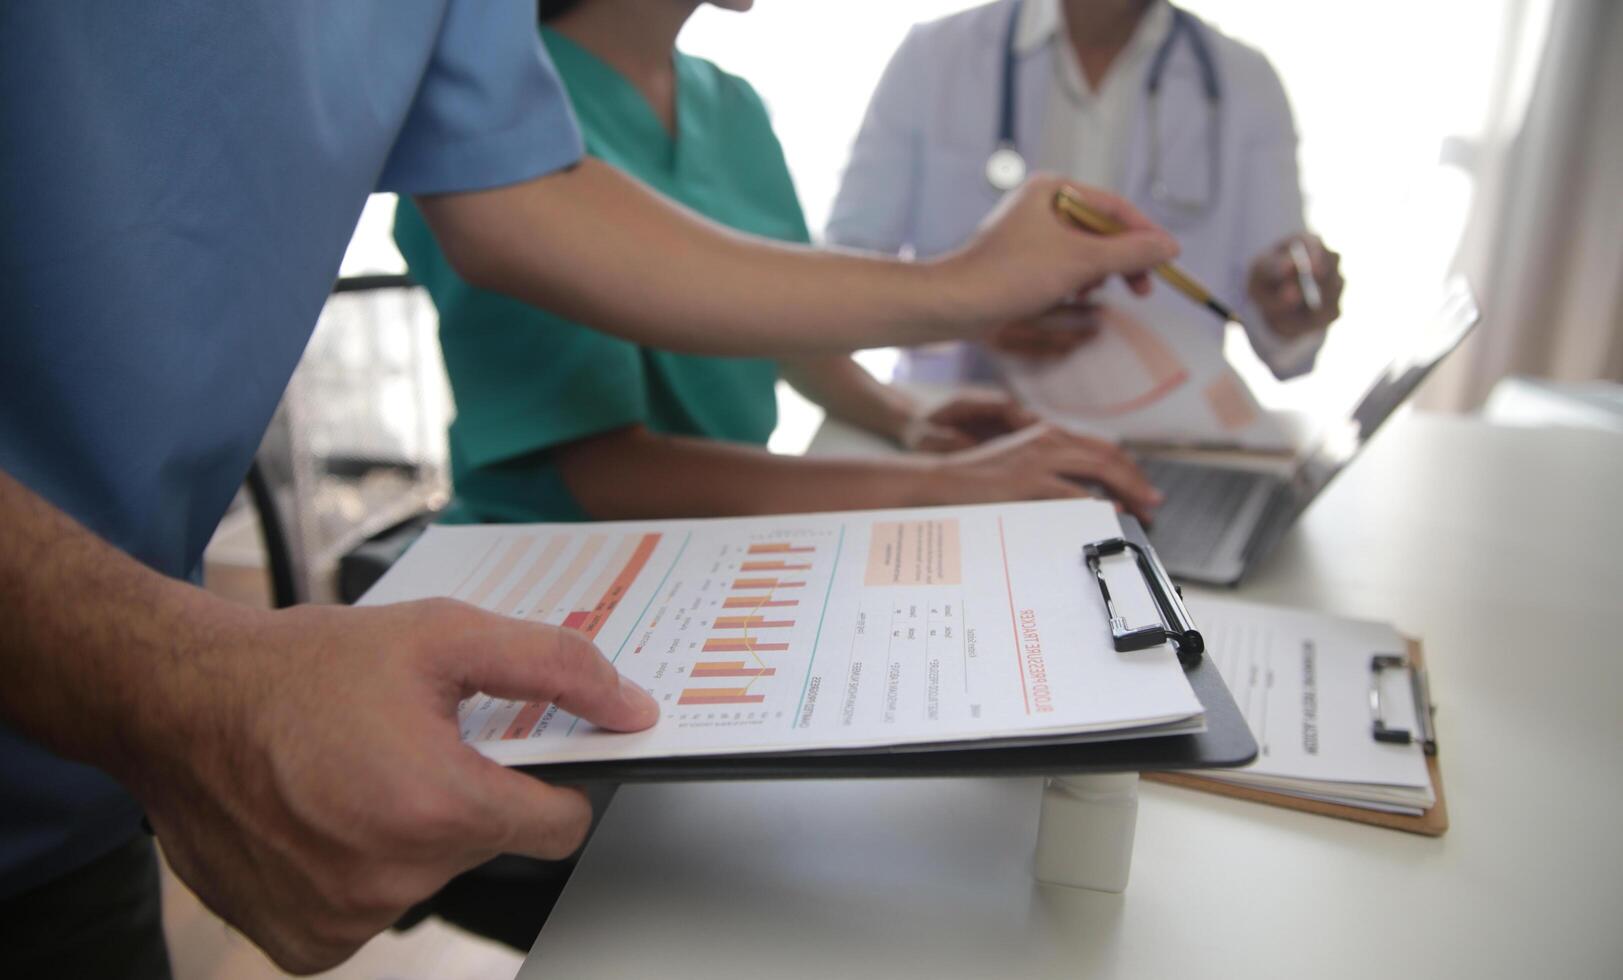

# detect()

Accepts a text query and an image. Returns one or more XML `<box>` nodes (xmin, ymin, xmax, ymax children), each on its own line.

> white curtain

<box><xmin>1423</xmin><ymin>0</ymin><xmax>1623</xmax><ymax>411</ymax></box>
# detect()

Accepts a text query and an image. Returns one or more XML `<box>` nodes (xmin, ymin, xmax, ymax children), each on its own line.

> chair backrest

<box><xmin>236</xmin><ymin>275</ymin><xmax>452</xmax><ymax>605</ymax></box>
<box><xmin>244</xmin><ymin>457</ymin><xmax>305</xmax><ymax>608</ymax></box>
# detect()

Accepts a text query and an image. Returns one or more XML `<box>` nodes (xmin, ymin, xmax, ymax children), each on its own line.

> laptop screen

<box><xmin>1291</xmin><ymin>278</ymin><xmax>1481</xmax><ymax>504</ymax></box>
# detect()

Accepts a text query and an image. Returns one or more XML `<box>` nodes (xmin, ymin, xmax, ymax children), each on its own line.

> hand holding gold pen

<box><xmin>1054</xmin><ymin>186</ymin><xmax>1343</xmax><ymax>338</ymax></box>
<box><xmin>1052</xmin><ymin>185</ymin><xmax>1251</xmax><ymax>330</ymax></box>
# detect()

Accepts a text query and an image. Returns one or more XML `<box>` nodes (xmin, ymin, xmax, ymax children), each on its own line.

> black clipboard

<box><xmin>521</xmin><ymin>517</ymin><xmax>1258</xmax><ymax>784</ymax></box>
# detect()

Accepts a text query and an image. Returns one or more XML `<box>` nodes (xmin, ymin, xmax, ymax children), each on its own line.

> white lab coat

<box><xmin>827</xmin><ymin>0</ymin><xmax>1323</xmax><ymax>381</ymax></box>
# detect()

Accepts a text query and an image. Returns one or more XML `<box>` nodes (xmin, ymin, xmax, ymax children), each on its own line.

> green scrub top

<box><xmin>396</xmin><ymin>28</ymin><xmax>809</xmax><ymax>523</ymax></box>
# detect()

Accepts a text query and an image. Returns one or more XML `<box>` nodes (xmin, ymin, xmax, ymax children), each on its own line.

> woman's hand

<box><xmin>938</xmin><ymin>175</ymin><xmax>1178</xmax><ymax>332</ymax></box>
<box><xmin>983</xmin><ymin>301</ymin><xmax>1105</xmax><ymax>362</ymax></box>
<box><xmin>1248</xmin><ymin>233</ymin><xmax>1343</xmax><ymax>339</ymax></box>
<box><xmin>920</xmin><ymin>423</ymin><xmax>1163</xmax><ymax>521</ymax></box>
<box><xmin>899</xmin><ymin>390</ymin><xmax>1038</xmax><ymax>452</ymax></box>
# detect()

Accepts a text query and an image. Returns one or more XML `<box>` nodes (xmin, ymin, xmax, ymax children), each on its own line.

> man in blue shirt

<box><xmin>0</xmin><ymin>1</ymin><xmax>1175</xmax><ymax>974</ymax></box>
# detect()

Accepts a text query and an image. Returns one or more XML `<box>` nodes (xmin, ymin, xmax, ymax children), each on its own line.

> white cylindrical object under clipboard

<box><xmin>1033</xmin><ymin>772</ymin><xmax>1140</xmax><ymax>893</ymax></box>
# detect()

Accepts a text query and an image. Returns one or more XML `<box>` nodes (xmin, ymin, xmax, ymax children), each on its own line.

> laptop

<box><xmin>1141</xmin><ymin>278</ymin><xmax>1481</xmax><ymax>586</ymax></box>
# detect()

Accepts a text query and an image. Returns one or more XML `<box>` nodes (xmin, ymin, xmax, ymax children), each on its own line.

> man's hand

<box><xmin>925</xmin><ymin>423</ymin><xmax>1163</xmax><ymax>521</ymax></box>
<box><xmin>983</xmin><ymin>301</ymin><xmax>1105</xmax><ymax>362</ymax></box>
<box><xmin>125</xmin><ymin>599</ymin><xmax>657</xmax><ymax>974</ymax></box>
<box><xmin>1247</xmin><ymin>233</ymin><xmax>1344</xmax><ymax>339</ymax></box>
<box><xmin>899</xmin><ymin>391</ymin><xmax>1038</xmax><ymax>452</ymax></box>
<box><xmin>938</xmin><ymin>176</ymin><xmax>1178</xmax><ymax>332</ymax></box>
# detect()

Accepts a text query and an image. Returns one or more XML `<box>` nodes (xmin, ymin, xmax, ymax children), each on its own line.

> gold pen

<box><xmin>1053</xmin><ymin>186</ymin><xmax>1245</xmax><ymax>328</ymax></box>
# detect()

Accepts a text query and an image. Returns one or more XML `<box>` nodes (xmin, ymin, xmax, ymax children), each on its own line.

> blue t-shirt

<box><xmin>0</xmin><ymin>0</ymin><xmax>583</xmax><ymax>898</ymax></box>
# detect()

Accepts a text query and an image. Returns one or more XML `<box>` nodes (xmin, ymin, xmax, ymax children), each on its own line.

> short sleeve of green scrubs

<box><xmin>395</xmin><ymin>28</ymin><xmax>811</xmax><ymax>523</ymax></box>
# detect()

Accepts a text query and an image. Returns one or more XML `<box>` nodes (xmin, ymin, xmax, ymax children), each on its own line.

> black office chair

<box><xmin>243</xmin><ymin>459</ymin><xmax>303</xmax><ymax>609</ymax></box>
<box><xmin>237</xmin><ymin>272</ymin><xmax>448</xmax><ymax>606</ymax></box>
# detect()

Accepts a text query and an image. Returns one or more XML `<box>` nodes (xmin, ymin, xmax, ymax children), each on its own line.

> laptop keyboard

<box><xmin>1142</xmin><ymin>460</ymin><xmax>1270</xmax><ymax>569</ymax></box>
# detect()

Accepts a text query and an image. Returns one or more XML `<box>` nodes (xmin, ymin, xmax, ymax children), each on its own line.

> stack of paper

<box><xmin>359</xmin><ymin>500</ymin><xmax>1205</xmax><ymax>767</ymax></box>
<box><xmin>998</xmin><ymin>280</ymin><xmax>1294</xmax><ymax>452</ymax></box>
<box><xmin>1183</xmin><ymin>596</ymin><xmax>1435</xmax><ymax>815</ymax></box>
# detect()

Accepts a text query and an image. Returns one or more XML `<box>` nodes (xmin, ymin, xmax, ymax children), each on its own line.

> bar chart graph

<box><xmin>457</xmin><ymin>531</ymin><xmax>665</xmax><ymax>638</ymax></box>
<box><xmin>703</xmin><ymin>639</ymin><xmax>790</xmax><ymax>653</ymax></box>
<box><xmin>691</xmin><ymin>662</ymin><xmax>778</xmax><ymax>678</ymax></box>
<box><xmin>448</xmin><ymin>529</ymin><xmax>665</xmax><ymax>742</ymax></box>
<box><xmin>732</xmin><ymin>578</ymin><xmax>805</xmax><ymax>589</ymax></box>
<box><xmin>678</xmin><ymin>687</ymin><xmax>767</xmax><ymax>706</ymax></box>
<box><xmin>722</xmin><ymin>596</ymin><xmax>798</xmax><ymax>608</ymax></box>
<box><xmin>739</xmin><ymin>559</ymin><xmax>812</xmax><ymax>572</ymax></box>
<box><xmin>713</xmin><ymin>615</ymin><xmax>796</xmax><ymax>630</ymax></box>
<box><xmin>657</xmin><ymin>535</ymin><xmax>841</xmax><ymax>719</ymax></box>
<box><xmin>449</xmin><ymin>523</ymin><xmax>844</xmax><ymax>742</ymax></box>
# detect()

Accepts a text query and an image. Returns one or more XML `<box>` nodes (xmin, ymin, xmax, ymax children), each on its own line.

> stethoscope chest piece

<box><xmin>985</xmin><ymin>143</ymin><xmax>1027</xmax><ymax>192</ymax></box>
<box><xmin>986</xmin><ymin>1</ymin><xmax>1222</xmax><ymax>207</ymax></box>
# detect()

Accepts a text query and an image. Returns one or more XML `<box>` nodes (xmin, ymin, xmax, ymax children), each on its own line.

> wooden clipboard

<box><xmin>1146</xmin><ymin>637</ymin><xmax>1448</xmax><ymax>836</ymax></box>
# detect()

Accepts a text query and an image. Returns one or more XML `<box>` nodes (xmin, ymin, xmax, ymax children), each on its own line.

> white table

<box><xmin>521</xmin><ymin>413</ymin><xmax>1623</xmax><ymax>979</ymax></box>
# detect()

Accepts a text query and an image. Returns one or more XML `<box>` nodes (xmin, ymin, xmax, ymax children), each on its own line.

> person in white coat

<box><xmin>829</xmin><ymin>0</ymin><xmax>1344</xmax><ymax>389</ymax></box>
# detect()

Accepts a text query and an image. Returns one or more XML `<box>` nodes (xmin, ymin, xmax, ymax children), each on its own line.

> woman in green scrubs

<box><xmin>395</xmin><ymin>0</ymin><xmax>1162</xmax><ymax>525</ymax></box>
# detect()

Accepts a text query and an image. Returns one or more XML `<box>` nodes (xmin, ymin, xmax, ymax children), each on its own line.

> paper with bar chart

<box><xmin>358</xmin><ymin>499</ymin><xmax>1203</xmax><ymax>766</ymax></box>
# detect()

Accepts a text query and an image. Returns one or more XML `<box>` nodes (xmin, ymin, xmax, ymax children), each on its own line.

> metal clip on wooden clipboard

<box><xmin>1370</xmin><ymin>654</ymin><xmax>1439</xmax><ymax>755</ymax></box>
<box><xmin>1082</xmin><ymin>534</ymin><xmax>1204</xmax><ymax>667</ymax></box>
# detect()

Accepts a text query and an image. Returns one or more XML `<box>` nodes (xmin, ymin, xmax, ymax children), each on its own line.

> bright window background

<box><xmin>342</xmin><ymin>0</ymin><xmax>1550</xmax><ymax>453</ymax></box>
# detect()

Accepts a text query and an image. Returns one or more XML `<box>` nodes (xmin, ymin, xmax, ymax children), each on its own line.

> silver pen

<box><xmin>1289</xmin><ymin>239</ymin><xmax>1323</xmax><ymax>311</ymax></box>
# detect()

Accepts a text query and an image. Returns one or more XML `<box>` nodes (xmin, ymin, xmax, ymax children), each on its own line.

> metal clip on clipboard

<box><xmin>1370</xmin><ymin>654</ymin><xmax>1438</xmax><ymax>755</ymax></box>
<box><xmin>1082</xmin><ymin>537</ymin><xmax>1204</xmax><ymax>667</ymax></box>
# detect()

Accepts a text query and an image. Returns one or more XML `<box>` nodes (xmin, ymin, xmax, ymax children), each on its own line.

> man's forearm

<box><xmin>778</xmin><ymin>356</ymin><xmax>918</xmax><ymax>446</ymax></box>
<box><xmin>0</xmin><ymin>469</ymin><xmax>230</xmax><ymax>779</ymax></box>
<box><xmin>415</xmin><ymin>159</ymin><xmax>966</xmax><ymax>357</ymax></box>
<box><xmin>555</xmin><ymin>426</ymin><xmax>941</xmax><ymax>520</ymax></box>
<box><xmin>0</xmin><ymin>468</ymin><xmax>667</xmax><ymax>972</ymax></box>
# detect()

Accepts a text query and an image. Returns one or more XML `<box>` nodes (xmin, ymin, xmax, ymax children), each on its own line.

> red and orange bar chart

<box><xmin>733</xmin><ymin>578</ymin><xmax>805</xmax><ymax>590</ymax></box>
<box><xmin>740</xmin><ymin>559</ymin><xmax>811</xmax><ymax>572</ymax></box>
<box><xmin>702</xmin><ymin>638</ymin><xmax>789</xmax><ymax>653</ymax></box>
<box><xmin>504</xmin><ymin>533</ymin><xmax>660</xmax><ymax>740</ymax></box>
<box><xmin>747</xmin><ymin>543</ymin><xmax>815</xmax><ymax>555</ymax></box>
<box><xmin>678</xmin><ymin>687</ymin><xmax>766</xmax><ymax>706</ymax></box>
<box><xmin>713</xmin><ymin>615</ymin><xmax>796</xmax><ymax>630</ymax></box>
<box><xmin>722</xmin><ymin>596</ymin><xmax>798</xmax><ymax>608</ymax></box>
<box><xmin>556</xmin><ymin>533</ymin><xmax>660</xmax><ymax>640</ymax></box>
<box><xmin>691</xmin><ymin>661</ymin><xmax>777</xmax><ymax>679</ymax></box>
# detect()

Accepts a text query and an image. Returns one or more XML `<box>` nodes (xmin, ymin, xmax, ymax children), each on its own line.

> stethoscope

<box><xmin>985</xmin><ymin>0</ymin><xmax>1224</xmax><ymax>217</ymax></box>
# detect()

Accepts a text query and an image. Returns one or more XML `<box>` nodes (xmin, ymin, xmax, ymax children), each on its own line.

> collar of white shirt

<box><xmin>1015</xmin><ymin>0</ymin><xmax>1175</xmax><ymax>102</ymax></box>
